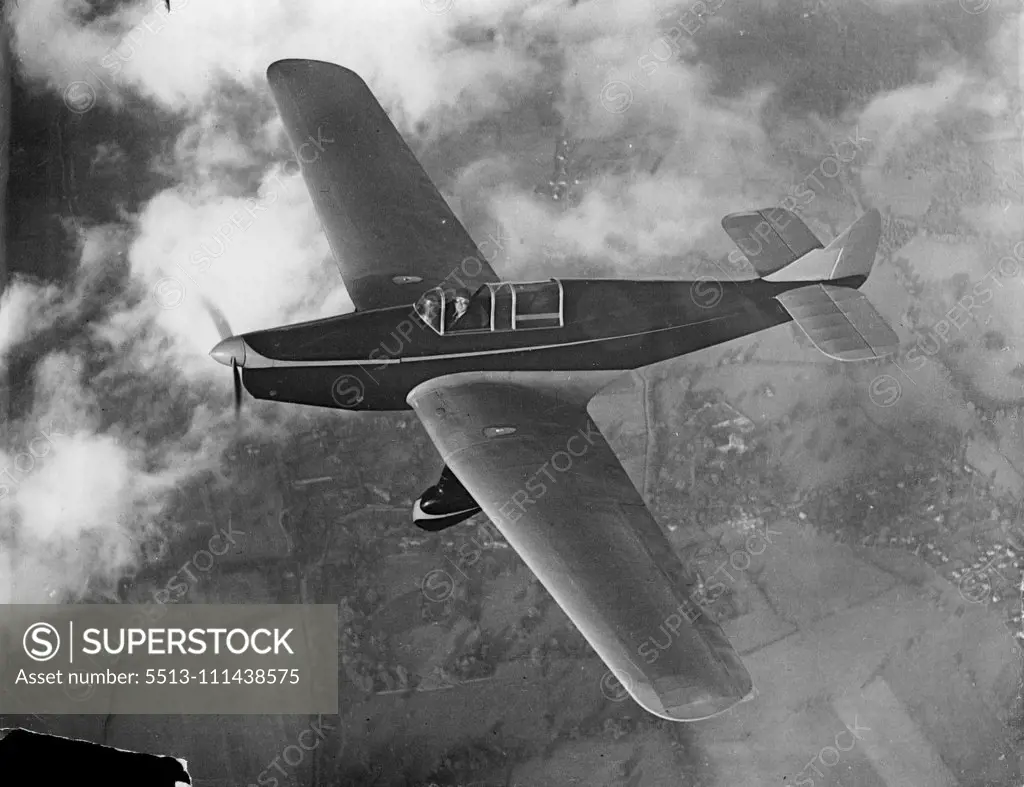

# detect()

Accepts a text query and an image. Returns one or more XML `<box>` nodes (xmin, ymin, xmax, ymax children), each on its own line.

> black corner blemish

<box><xmin>0</xmin><ymin>728</ymin><xmax>191</xmax><ymax>786</ymax></box>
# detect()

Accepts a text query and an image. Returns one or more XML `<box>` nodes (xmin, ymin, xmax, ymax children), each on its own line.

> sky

<box><xmin>0</xmin><ymin>0</ymin><xmax>1020</xmax><ymax>602</ymax></box>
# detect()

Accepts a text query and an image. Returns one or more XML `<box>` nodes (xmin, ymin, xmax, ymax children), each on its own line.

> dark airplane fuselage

<box><xmin>238</xmin><ymin>275</ymin><xmax>864</xmax><ymax>411</ymax></box>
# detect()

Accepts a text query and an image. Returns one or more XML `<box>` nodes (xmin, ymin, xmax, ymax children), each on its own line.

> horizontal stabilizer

<box><xmin>777</xmin><ymin>284</ymin><xmax>898</xmax><ymax>361</ymax></box>
<box><xmin>721</xmin><ymin>208</ymin><xmax>823</xmax><ymax>275</ymax></box>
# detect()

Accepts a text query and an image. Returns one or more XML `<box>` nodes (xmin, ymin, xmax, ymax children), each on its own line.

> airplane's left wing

<box><xmin>408</xmin><ymin>373</ymin><xmax>754</xmax><ymax>721</ymax></box>
<box><xmin>267</xmin><ymin>59</ymin><xmax>500</xmax><ymax>311</ymax></box>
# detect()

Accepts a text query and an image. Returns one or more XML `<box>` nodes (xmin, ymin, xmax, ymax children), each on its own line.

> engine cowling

<box><xmin>413</xmin><ymin>464</ymin><xmax>482</xmax><ymax>532</ymax></box>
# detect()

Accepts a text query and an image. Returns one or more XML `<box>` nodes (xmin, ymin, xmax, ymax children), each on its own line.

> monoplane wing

<box><xmin>267</xmin><ymin>59</ymin><xmax>500</xmax><ymax>311</ymax></box>
<box><xmin>408</xmin><ymin>373</ymin><xmax>754</xmax><ymax>721</ymax></box>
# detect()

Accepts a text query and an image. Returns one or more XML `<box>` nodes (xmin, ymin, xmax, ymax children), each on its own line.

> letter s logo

<box><xmin>24</xmin><ymin>622</ymin><xmax>60</xmax><ymax>661</ymax></box>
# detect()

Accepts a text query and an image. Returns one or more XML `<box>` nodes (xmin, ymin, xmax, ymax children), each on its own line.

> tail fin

<box><xmin>762</xmin><ymin>209</ymin><xmax>882</xmax><ymax>283</ymax></box>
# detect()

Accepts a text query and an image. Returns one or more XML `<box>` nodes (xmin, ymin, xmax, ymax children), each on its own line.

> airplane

<box><xmin>208</xmin><ymin>58</ymin><xmax>898</xmax><ymax>722</ymax></box>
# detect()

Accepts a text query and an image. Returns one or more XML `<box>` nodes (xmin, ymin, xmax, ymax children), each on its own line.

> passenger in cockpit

<box><xmin>453</xmin><ymin>290</ymin><xmax>470</xmax><ymax>321</ymax></box>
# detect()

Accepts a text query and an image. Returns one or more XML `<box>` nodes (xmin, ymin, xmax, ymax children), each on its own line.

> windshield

<box><xmin>414</xmin><ymin>289</ymin><xmax>443</xmax><ymax>333</ymax></box>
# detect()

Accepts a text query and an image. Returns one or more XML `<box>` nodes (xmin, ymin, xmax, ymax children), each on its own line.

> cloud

<box><xmin>0</xmin><ymin>279</ymin><xmax>62</xmax><ymax>361</ymax></box>
<box><xmin>125</xmin><ymin>165</ymin><xmax>345</xmax><ymax>377</ymax></box>
<box><xmin>10</xmin><ymin>0</ymin><xmax>544</xmax><ymax>129</ymax></box>
<box><xmin>858</xmin><ymin>67</ymin><xmax>971</xmax><ymax>176</ymax></box>
<box><xmin>0</xmin><ymin>350</ymin><xmax>183</xmax><ymax>604</ymax></box>
<box><xmin>489</xmin><ymin>84</ymin><xmax>784</xmax><ymax>275</ymax></box>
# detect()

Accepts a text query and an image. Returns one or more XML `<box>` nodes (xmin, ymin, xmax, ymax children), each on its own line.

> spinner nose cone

<box><xmin>209</xmin><ymin>336</ymin><xmax>246</xmax><ymax>367</ymax></box>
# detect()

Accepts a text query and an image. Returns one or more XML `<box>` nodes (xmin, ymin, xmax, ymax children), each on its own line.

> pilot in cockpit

<box><xmin>447</xmin><ymin>288</ymin><xmax>487</xmax><ymax>331</ymax></box>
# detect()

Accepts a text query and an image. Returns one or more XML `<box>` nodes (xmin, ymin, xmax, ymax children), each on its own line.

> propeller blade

<box><xmin>201</xmin><ymin>294</ymin><xmax>234</xmax><ymax>341</ymax></box>
<box><xmin>231</xmin><ymin>359</ymin><xmax>242</xmax><ymax>417</ymax></box>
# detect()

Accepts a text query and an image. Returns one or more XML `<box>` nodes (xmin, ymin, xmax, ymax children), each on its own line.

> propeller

<box><xmin>202</xmin><ymin>295</ymin><xmax>244</xmax><ymax>419</ymax></box>
<box><xmin>230</xmin><ymin>358</ymin><xmax>242</xmax><ymax>416</ymax></box>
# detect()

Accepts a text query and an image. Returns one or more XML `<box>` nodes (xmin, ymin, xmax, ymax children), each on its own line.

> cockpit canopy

<box><xmin>414</xmin><ymin>279</ymin><xmax>564</xmax><ymax>335</ymax></box>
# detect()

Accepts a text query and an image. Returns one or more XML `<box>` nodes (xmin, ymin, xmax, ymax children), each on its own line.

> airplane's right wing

<box><xmin>267</xmin><ymin>59</ymin><xmax>500</xmax><ymax>311</ymax></box>
<box><xmin>408</xmin><ymin>372</ymin><xmax>754</xmax><ymax>722</ymax></box>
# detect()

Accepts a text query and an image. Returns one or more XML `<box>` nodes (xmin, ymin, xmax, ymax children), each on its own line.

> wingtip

<box><xmin>266</xmin><ymin>58</ymin><xmax>364</xmax><ymax>84</ymax></box>
<box><xmin>621</xmin><ymin>667</ymin><xmax>755</xmax><ymax>723</ymax></box>
<box><xmin>635</xmin><ymin>682</ymin><xmax>754</xmax><ymax>722</ymax></box>
<box><xmin>861</xmin><ymin>206</ymin><xmax>882</xmax><ymax>234</ymax></box>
